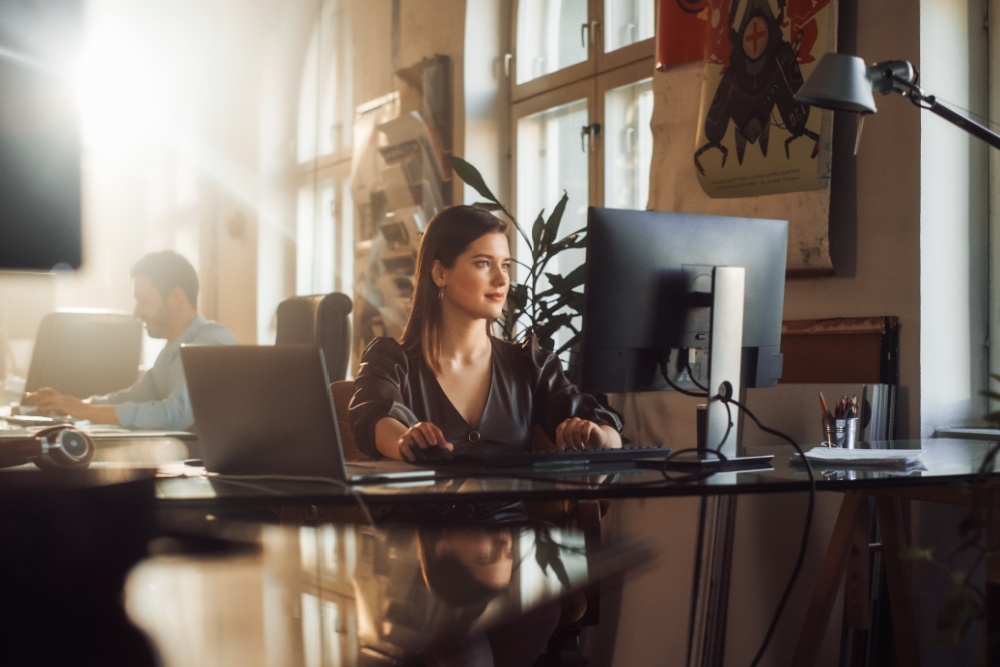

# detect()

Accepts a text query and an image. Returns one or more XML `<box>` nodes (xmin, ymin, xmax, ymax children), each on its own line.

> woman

<box><xmin>416</xmin><ymin>524</ymin><xmax>562</xmax><ymax>667</ymax></box>
<box><xmin>349</xmin><ymin>204</ymin><xmax>622</xmax><ymax>462</ymax></box>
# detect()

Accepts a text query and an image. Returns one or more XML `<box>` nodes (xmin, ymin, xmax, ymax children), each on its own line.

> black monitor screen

<box><xmin>580</xmin><ymin>207</ymin><xmax>787</xmax><ymax>395</ymax></box>
<box><xmin>0</xmin><ymin>0</ymin><xmax>82</xmax><ymax>271</ymax></box>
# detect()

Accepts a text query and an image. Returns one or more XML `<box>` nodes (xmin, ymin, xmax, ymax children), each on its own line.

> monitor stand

<box><xmin>688</xmin><ymin>267</ymin><xmax>774</xmax><ymax>471</ymax></box>
<box><xmin>702</xmin><ymin>266</ymin><xmax>744</xmax><ymax>460</ymax></box>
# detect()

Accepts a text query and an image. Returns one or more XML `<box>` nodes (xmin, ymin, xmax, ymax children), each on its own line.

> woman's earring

<box><xmin>438</xmin><ymin>286</ymin><xmax>444</xmax><ymax>305</ymax></box>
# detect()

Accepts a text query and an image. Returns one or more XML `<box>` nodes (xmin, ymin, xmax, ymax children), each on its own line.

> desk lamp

<box><xmin>794</xmin><ymin>52</ymin><xmax>1000</xmax><ymax>150</ymax></box>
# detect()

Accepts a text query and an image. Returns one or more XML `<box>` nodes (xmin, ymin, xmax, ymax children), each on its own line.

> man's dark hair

<box><xmin>131</xmin><ymin>250</ymin><xmax>199</xmax><ymax>308</ymax></box>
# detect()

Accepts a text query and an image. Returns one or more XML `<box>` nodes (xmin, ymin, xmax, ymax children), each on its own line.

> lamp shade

<box><xmin>795</xmin><ymin>53</ymin><xmax>877</xmax><ymax>113</ymax></box>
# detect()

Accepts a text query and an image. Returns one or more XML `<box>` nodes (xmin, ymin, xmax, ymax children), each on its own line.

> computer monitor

<box><xmin>0</xmin><ymin>0</ymin><xmax>83</xmax><ymax>272</ymax></box>
<box><xmin>579</xmin><ymin>207</ymin><xmax>788</xmax><ymax>456</ymax></box>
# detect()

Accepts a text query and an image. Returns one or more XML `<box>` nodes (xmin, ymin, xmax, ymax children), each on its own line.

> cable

<box><xmin>716</xmin><ymin>394</ymin><xmax>816</xmax><ymax>667</ymax></box>
<box><xmin>683</xmin><ymin>352</ymin><xmax>709</xmax><ymax>393</ymax></box>
<box><xmin>210</xmin><ymin>473</ymin><xmax>376</xmax><ymax>527</ymax></box>
<box><xmin>659</xmin><ymin>358</ymin><xmax>709</xmax><ymax>398</ymax></box>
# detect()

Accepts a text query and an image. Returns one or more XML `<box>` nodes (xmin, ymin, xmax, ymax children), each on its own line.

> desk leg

<box><xmin>844</xmin><ymin>495</ymin><xmax>872</xmax><ymax>629</ymax></box>
<box><xmin>792</xmin><ymin>491</ymin><xmax>867</xmax><ymax>666</ymax></box>
<box><xmin>874</xmin><ymin>497</ymin><xmax>921</xmax><ymax>667</ymax></box>
<box><xmin>985</xmin><ymin>491</ymin><xmax>1000</xmax><ymax>665</ymax></box>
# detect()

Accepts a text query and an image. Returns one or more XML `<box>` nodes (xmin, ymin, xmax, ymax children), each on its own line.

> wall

<box><xmin>603</xmin><ymin>1</ymin><xmax>925</xmax><ymax>665</ymax></box>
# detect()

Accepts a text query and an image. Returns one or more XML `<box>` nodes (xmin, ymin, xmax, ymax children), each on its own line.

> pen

<box><xmin>819</xmin><ymin>392</ymin><xmax>830</xmax><ymax>420</ymax></box>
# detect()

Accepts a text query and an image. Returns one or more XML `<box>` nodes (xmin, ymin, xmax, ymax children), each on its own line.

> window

<box><xmin>296</xmin><ymin>0</ymin><xmax>354</xmax><ymax>299</ymax></box>
<box><xmin>510</xmin><ymin>1</ymin><xmax>655</xmax><ymax>351</ymax></box>
<box><xmin>990</xmin><ymin>0</ymin><xmax>1000</xmax><ymax>412</ymax></box>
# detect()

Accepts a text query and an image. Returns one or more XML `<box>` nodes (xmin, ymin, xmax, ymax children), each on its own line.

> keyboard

<box><xmin>420</xmin><ymin>445</ymin><xmax>672</xmax><ymax>469</ymax></box>
<box><xmin>3</xmin><ymin>414</ymin><xmax>74</xmax><ymax>428</ymax></box>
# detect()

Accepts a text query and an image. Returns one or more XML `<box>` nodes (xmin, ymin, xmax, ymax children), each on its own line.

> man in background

<box><xmin>23</xmin><ymin>250</ymin><xmax>237</xmax><ymax>430</ymax></box>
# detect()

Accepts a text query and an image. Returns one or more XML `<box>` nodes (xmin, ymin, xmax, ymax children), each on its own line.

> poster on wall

<box><xmin>691</xmin><ymin>0</ymin><xmax>833</xmax><ymax>198</ymax></box>
<box><xmin>348</xmin><ymin>56</ymin><xmax>452</xmax><ymax>368</ymax></box>
<box><xmin>654</xmin><ymin>0</ymin><xmax>837</xmax><ymax>274</ymax></box>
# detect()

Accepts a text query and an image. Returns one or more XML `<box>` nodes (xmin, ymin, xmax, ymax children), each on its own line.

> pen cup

<box><xmin>821</xmin><ymin>417</ymin><xmax>859</xmax><ymax>449</ymax></box>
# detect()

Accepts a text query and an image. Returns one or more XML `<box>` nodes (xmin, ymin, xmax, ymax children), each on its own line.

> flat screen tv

<box><xmin>0</xmin><ymin>0</ymin><xmax>82</xmax><ymax>271</ymax></box>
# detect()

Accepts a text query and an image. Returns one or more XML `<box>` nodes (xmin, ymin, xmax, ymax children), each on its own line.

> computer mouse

<box><xmin>411</xmin><ymin>446</ymin><xmax>454</xmax><ymax>464</ymax></box>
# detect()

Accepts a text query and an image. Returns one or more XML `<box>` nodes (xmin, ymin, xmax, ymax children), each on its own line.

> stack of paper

<box><xmin>796</xmin><ymin>446</ymin><xmax>925</xmax><ymax>470</ymax></box>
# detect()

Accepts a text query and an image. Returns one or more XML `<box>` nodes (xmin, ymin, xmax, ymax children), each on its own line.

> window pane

<box><xmin>515</xmin><ymin>98</ymin><xmax>589</xmax><ymax>352</ymax></box>
<box><xmin>516</xmin><ymin>0</ymin><xmax>589</xmax><ymax>84</ymax></box>
<box><xmin>297</xmin><ymin>174</ymin><xmax>353</xmax><ymax>299</ymax></box>
<box><xmin>604</xmin><ymin>77</ymin><xmax>653</xmax><ymax>209</ymax></box>
<box><xmin>320</xmin><ymin>1</ymin><xmax>352</xmax><ymax>154</ymax></box>
<box><xmin>297</xmin><ymin>28</ymin><xmax>321</xmax><ymax>162</ymax></box>
<box><xmin>337</xmin><ymin>177</ymin><xmax>354</xmax><ymax>298</ymax></box>
<box><xmin>298</xmin><ymin>0</ymin><xmax>351</xmax><ymax>161</ymax></box>
<box><xmin>604</xmin><ymin>0</ymin><xmax>654</xmax><ymax>52</ymax></box>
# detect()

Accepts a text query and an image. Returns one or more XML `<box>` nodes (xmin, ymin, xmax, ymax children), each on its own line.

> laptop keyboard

<box><xmin>425</xmin><ymin>445</ymin><xmax>672</xmax><ymax>469</ymax></box>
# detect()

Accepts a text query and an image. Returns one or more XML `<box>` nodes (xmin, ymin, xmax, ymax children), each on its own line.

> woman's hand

<box><xmin>397</xmin><ymin>421</ymin><xmax>452</xmax><ymax>462</ymax></box>
<box><xmin>555</xmin><ymin>418</ymin><xmax>621</xmax><ymax>451</ymax></box>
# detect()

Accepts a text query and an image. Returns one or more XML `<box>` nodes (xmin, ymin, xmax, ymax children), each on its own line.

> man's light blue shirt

<box><xmin>89</xmin><ymin>316</ymin><xmax>238</xmax><ymax>430</ymax></box>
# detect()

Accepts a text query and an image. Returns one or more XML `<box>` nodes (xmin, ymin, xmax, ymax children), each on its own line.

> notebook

<box><xmin>180</xmin><ymin>345</ymin><xmax>435</xmax><ymax>485</ymax></box>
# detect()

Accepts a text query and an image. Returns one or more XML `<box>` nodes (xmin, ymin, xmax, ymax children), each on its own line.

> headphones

<box><xmin>0</xmin><ymin>425</ymin><xmax>96</xmax><ymax>470</ymax></box>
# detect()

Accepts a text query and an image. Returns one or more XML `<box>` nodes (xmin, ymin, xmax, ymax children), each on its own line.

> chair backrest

<box><xmin>275</xmin><ymin>293</ymin><xmax>353</xmax><ymax>382</ymax></box>
<box><xmin>330</xmin><ymin>379</ymin><xmax>365</xmax><ymax>461</ymax></box>
<box><xmin>24</xmin><ymin>310</ymin><xmax>143</xmax><ymax>398</ymax></box>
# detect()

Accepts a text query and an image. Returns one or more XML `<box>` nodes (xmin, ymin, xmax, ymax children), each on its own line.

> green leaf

<box><xmin>541</xmin><ymin>192</ymin><xmax>569</xmax><ymax>249</ymax></box>
<box><xmin>531</xmin><ymin>211</ymin><xmax>545</xmax><ymax>257</ymax></box>
<box><xmin>547</xmin><ymin>229</ymin><xmax>588</xmax><ymax>255</ymax></box>
<box><xmin>566</xmin><ymin>290</ymin><xmax>586</xmax><ymax>312</ymax></box>
<box><xmin>546</xmin><ymin>264</ymin><xmax>587</xmax><ymax>292</ymax></box>
<box><xmin>899</xmin><ymin>546</ymin><xmax>934</xmax><ymax>562</ymax></box>
<box><xmin>508</xmin><ymin>284</ymin><xmax>529</xmax><ymax>311</ymax></box>
<box><xmin>555</xmin><ymin>332</ymin><xmax>582</xmax><ymax>357</ymax></box>
<box><xmin>446</xmin><ymin>154</ymin><xmax>499</xmax><ymax>204</ymax></box>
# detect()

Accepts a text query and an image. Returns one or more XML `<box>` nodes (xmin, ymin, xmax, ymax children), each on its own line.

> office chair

<box><xmin>24</xmin><ymin>310</ymin><xmax>143</xmax><ymax>398</ymax></box>
<box><xmin>331</xmin><ymin>379</ymin><xmax>365</xmax><ymax>461</ymax></box>
<box><xmin>275</xmin><ymin>292</ymin><xmax>353</xmax><ymax>382</ymax></box>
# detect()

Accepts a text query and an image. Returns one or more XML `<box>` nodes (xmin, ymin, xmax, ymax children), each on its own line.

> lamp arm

<box><xmin>889</xmin><ymin>74</ymin><xmax>1000</xmax><ymax>150</ymax></box>
<box><xmin>921</xmin><ymin>96</ymin><xmax>1000</xmax><ymax>151</ymax></box>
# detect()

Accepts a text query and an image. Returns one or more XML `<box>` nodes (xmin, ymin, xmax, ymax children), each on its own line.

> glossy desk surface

<box><xmin>2</xmin><ymin>433</ymin><xmax>996</xmax><ymax>506</ymax></box>
<box><xmin>150</xmin><ymin>438</ymin><xmax>1000</xmax><ymax>510</ymax></box>
<box><xmin>0</xmin><ymin>470</ymin><xmax>652</xmax><ymax>667</ymax></box>
<box><xmin>125</xmin><ymin>520</ymin><xmax>653</xmax><ymax>667</ymax></box>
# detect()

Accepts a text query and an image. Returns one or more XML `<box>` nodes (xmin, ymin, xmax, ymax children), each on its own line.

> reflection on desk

<box><xmin>126</xmin><ymin>521</ymin><xmax>653</xmax><ymax>667</ymax></box>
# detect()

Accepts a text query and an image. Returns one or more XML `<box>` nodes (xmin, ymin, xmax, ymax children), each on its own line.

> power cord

<box><xmin>716</xmin><ymin>394</ymin><xmax>816</xmax><ymax>667</ymax></box>
<box><xmin>659</xmin><ymin>357</ymin><xmax>709</xmax><ymax>398</ymax></box>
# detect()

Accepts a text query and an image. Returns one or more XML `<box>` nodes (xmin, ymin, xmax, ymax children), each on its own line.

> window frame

<box><xmin>510</xmin><ymin>0</ymin><xmax>655</xmax><ymax>104</ymax></box>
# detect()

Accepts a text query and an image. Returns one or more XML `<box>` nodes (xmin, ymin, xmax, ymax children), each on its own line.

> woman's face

<box><xmin>435</xmin><ymin>527</ymin><xmax>515</xmax><ymax>590</ymax></box>
<box><xmin>433</xmin><ymin>232</ymin><xmax>510</xmax><ymax>323</ymax></box>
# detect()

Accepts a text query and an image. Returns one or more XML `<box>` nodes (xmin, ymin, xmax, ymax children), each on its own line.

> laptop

<box><xmin>180</xmin><ymin>345</ymin><xmax>435</xmax><ymax>485</ymax></box>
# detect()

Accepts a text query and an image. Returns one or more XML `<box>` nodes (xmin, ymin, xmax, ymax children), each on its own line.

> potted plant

<box><xmin>445</xmin><ymin>154</ymin><xmax>587</xmax><ymax>370</ymax></box>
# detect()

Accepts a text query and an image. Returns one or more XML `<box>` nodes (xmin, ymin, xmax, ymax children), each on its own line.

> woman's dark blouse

<box><xmin>349</xmin><ymin>336</ymin><xmax>623</xmax><ymax>459</ymax></box>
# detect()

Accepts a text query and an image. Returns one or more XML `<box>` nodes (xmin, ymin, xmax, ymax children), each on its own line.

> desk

<box><xmin>5</xmin><ymin>437</ymin><xmax>999</xmax><ymax>666</ymax></box>
<box><xmin>149</xmin><ymin>437</ymin><xmax>1000</xmax><ymax>667</ymax></box>
<box><xmin>151</xmin><ymin>438</ymin><xmax>998</xmax><ymax>510</ymax></box>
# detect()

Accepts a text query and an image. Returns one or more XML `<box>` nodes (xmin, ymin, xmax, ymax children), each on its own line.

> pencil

<box><xmin>819</xmin><ymin>392</ymin><xmax>830</xmax><ymax>420</ymax></box>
